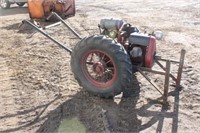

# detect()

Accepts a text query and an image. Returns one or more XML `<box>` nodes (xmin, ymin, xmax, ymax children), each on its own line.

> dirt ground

<box><xmin>0</xmin><ymin>0</ymin><xmax>200</xmax><ymax>132</ymax></box>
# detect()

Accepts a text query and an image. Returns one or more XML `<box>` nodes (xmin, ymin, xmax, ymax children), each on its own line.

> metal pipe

<box><xmin>138</xmin><ymin>67</ymin><xmax>166</xmax><ymax>75</ymax></box>
<box><xmin>155</xmin><ymin>60</ymin><xmax>177</xmax><ymax>82</ymax></box>
<box><xmin>41</xmin><ymin>21</ymin><xmax>62</xmax><ymax>30</ymax></box>
<box><xmin>163</xmin><ymin>60</ymin><xmax>171</xmax><ymax>105</ymax></box>
<box><xmin>176</xmin><ymin>49</ymin><xmax>186</xmax><ymax>89</ymax></box>
<box><xmin>137</xmin><ymin>68</ymin><xmax>163</xmax><ymax>95</ymax></box>
<box><xmin>22</xmin><ymin>20</ymin><xmax>72</xmax><ymax>54</ymax></box>
<box><xmin>51</xmin><ymin>12</ymin><xmax>82</xmax><ymax>40</ymax></box>
<box><xmin>155</xmin><ymin>56</ymin><xmax>180</xmax><ymax>64</ymax></box>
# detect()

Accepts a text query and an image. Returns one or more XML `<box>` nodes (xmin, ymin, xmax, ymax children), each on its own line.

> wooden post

<box><xmin>163</xmin><ymin>60</ymin><xmax>170</xmax><ymax>104</ymax></box>
<box><xmin>176</xmin><ymin>49</ymin><xmax>186</xmax><ymax>89</ymax></box>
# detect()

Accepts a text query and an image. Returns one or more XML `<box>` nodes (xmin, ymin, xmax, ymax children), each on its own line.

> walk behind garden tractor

<box><xmin>22</xmin><ymin>0</ymin><xmax>185</xmax><ymax>104</ymax></box>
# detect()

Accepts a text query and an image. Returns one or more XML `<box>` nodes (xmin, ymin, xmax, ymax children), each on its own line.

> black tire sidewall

<box><xmin>71</xmin><ymin>35</ymin><xmax>132</xmax><ymax>97</ymax></box>
<box><xmin>16</xmin><ymin>2</ymin><xmax>25</xmax><ymax>7</ymax></box>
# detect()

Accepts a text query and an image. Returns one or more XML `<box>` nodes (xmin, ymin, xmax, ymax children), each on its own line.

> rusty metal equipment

<box><xmin>137</xmin><ymin>49</ymin><xmax>185</xmax><ymax>105</ymax></box>
<box><xmin>22</xmin><ymin>13</ymin><xmax>186</xmax><ymax>105</ymax></box>
<box><xmin>28</xmin><ymin>0</ymin><xmax>75</xmax><ymax>20</ymax></box>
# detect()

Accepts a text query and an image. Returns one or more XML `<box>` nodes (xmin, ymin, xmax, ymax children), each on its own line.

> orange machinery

<box><xmin>27</xmin><ymin>0</ymin><xmax>75</xmax><ymax>20</ymax></box>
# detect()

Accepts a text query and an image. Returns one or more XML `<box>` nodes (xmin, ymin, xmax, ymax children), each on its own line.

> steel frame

<box><xmin>136</xmin><ymin>49</ymin><xmax>186</xmax><ymax>105</ymax></box>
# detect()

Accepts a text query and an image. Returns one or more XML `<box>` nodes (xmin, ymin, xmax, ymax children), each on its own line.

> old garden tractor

<box><xmin>23</xmin><ymin>0</ymin><xmax>185</xmax><ymax>104</ymax></box>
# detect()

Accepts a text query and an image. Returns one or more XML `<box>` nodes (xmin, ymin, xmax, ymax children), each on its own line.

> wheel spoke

<box><xmin>106</xmin><ymin>67</ymin><xmax>114</xmax><ymax>70</ymax></box>
<box><xmin>95</xmin><ymin>74</ymin><xmax>100</xmax><ymax>81</ymax></box>
<box><xmin>89</xmin><ymin>53</ymin><xmax>94</xmax><ymax>62</ymax></box>
<box><xmin>82</xmin><ymin>49</ymin><xmax>116</xmax><ymax>88</ymax></box>
<box><xmin>105</xmin><ymin>59</ymin><xmax>111</xmax><ymax>64</ymax></box>
<box><xmin>105</xmin><ymin>69</ymin><xmax>114</xmax><ymax>77</ymax></box>
<box><xmin>93</xmin><ymin>53</ymin><xmax>101</xmax><ymax>61</ymax></box>
<box><xmin>100</xmin><ymin>54</ymin><xmax>106</xmax><ymax>61</ymax></box>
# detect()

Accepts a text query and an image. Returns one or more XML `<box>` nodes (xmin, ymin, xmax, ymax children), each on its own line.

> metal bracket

<box><xmin>136</xmin><ymin>49</ymin><xmax>186</xmax><ymax>105</ymax></box>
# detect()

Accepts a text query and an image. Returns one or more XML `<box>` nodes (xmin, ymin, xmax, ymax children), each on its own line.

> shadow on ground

<box><xmin>0</xmin><ymin>74</ymin><xmax>180</xmax><ymax>132</ymax></box>
<box><xmin>36</xmin><ymin>75</ymin><xmax>180</xmax><ymax>133</ymax></box>
<box><xmin>37</xmin><ymin>75</ymin><xmax>142</xmax><ymax>132</ymax></box>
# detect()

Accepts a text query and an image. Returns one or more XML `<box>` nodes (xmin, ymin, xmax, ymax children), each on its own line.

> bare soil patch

<box><xmin>0</xmin><ymin>0</ymin><xmax>200</xmax><ymax>132</ymax></box>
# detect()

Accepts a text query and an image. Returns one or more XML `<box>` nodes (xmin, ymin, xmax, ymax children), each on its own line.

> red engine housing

<box><xmin>145</xmin><ymin>36</ymin><xmax>156</xmax><ymax>68</ymax></box>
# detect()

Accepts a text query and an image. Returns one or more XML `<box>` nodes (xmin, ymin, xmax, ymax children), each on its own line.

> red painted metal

<box><xmin>81</xmin><ymin>50</ymin><xmax>117</xmax><ymax>88</ymax></box>
<box><xmin>145</xmin><ymin>36</ymin><xmax>156</xmax><ymax>68</ymax></box>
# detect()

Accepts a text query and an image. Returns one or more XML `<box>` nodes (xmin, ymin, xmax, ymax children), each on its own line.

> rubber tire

<box><xmin>0</xmin><ymin>0</ymin><xmax>10</xmax><ymax>9</ymax></box>
<box><xmin>71</xmin><ymin>35</ymin><xmax>132</xmax><ymax>98</ymax></box>
<box><xmin>16</xmin><ymin>2</ymin><xmax>25</xmax><ymax>7</ymax></box>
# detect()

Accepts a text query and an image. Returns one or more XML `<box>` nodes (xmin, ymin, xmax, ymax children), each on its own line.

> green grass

<box><xmin>58</xmin><ymin>117</ymin><xmax>86</xmax><ymax>133</ymax></box>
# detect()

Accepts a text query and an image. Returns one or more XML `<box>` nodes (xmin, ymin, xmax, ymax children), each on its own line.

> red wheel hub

<box><xmin>92</xmin><ymin>62</ymin><xmax>105</xmax><ymax>76</ymax></box>
<box><xmin>81</xmin><ymin>50</ymin><xmax>117</xmax><ymax>88</ymax></box>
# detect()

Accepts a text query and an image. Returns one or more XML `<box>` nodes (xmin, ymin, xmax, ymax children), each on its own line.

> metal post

<box><xmin>41</xmin><ymin>21</ymin><xmax>62</xmax><ymax>30</ymax></box>
<box><xmin>163</xmin><ymin>60</ymin><xmax>170</xmax><ymax>104</ymax></box>
<box><xmin>137</xmin><ymin>68</ymin><xmax>163</xmax><ymax>95</ymax></box>
<box><xmin>155</xmin><ymin>60</ymin><xmax>177</xmax><ymax>82</ymax></box>
<box><xmin>176</xmin><ymin>49</ymin><xmax>186</xmax><ymax>89</ymax></box>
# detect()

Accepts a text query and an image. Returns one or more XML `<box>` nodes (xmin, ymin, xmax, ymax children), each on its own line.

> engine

<box><xmin>99</xmin><ymin>18</ymin><xmax>157</xmax><ymax>68</ymax></box>
<box><xmin>128</xmin><ymin>33</ymin><xmax>156</xmax><ymax>67</ymax></box>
